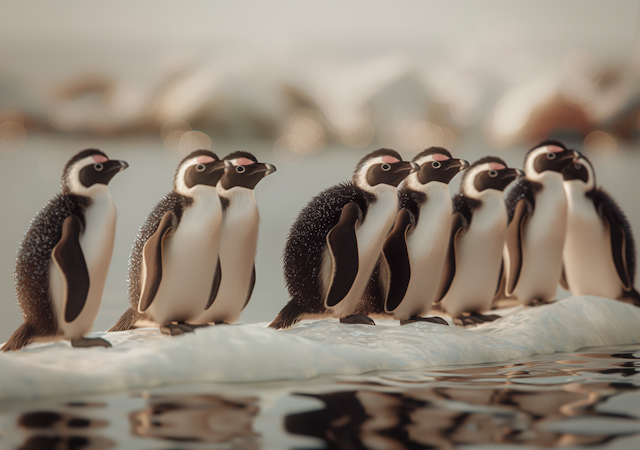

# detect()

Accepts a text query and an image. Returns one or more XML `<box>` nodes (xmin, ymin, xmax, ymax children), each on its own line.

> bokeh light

<box><xmin>287</xmin><ymin>108</ymin><xmax>326</xmax><ymax>155</ymax></box>
<box><xmin>162</xmin><ymin>119</ymin><xmax>191</xmax><ymax>154</ymax></box>
<box><xmin>584</xmin><ymin>130</ymin><xmax>618</xmax><ymax>158</ymax></box>
<box><xmin>0</xmin><ymin>111</ymin><xmax>26</xmax><ymax>154</ymax></box>
<box><xmin>178</xmin><ymin>130</ymin><xmax>212</xmax><ymax>155</ymax></box>
<box><xmin>48</xmin><ymin>99</ymin><xmax>79</xmax><ymax>132</ymax></box>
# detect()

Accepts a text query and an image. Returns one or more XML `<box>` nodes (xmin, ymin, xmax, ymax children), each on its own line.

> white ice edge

<box><xmin>1</xmin><ymin>296</ymin><xmax>639</xmax><ymax>401</ymax></box>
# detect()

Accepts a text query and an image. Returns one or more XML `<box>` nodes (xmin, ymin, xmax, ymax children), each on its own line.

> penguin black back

<box><xmin>276</xmin><ymin>183</ymin><xmax>374</xmax><ymax>328</ymax></box>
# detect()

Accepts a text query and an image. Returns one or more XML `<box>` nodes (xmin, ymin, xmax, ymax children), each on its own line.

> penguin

<box><xmin>2</xmin><ymin>149</ymin><xmax>128</xmax><ymax>352</ymax></box>
<box><xmin>358</xmin><ymin>147</ymin><xmax>469</xmax><ymax>325</ymax></box>
<box><xmin>435</xmin><ymin>157</ymin><xmax>522</xmax><ymax>325</ymax></box>
<box><xmin>110</xmin><ymin>150</ymin><xmax>227</xmax><ymax>335</ymax></box>
<box><xmin>195</xmin><ymin>151</ymin><xmax>276</xmax><ymax>324</ymax></box>
<box><xmin>269</xmin><ymin>149</ymin><xmax>419</xmax><ymax>329</ymax></box>
<box><xmin>561</xmin><ymin>152</ymin><xmax>640</xmax><ymax>304</ymax></box>
<box><xmin>500</xmin><ymin>140</ymin><xmax>577</xmax><ymax>306</ymax></box>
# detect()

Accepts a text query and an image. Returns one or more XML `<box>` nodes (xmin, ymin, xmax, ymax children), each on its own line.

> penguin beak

<box><xmin>105</xmin><ymin>160</ymin><xmax>128</xmax><ymax>172</ymax></box>
<box><xmin>458</xmin><ymin>159</ymin><xmax>470</xmax><ymax>171</ymax></box>
<box><xmin>410</xmin><ymin>162</ymin><xmax>420</xmax><ymax>173</ymax></box>
<box><xmin>223</xmin><ymin>160</ymin><xmax>233</xmax><ymax>173</ymax></box>
<box><xmin>516</xmin><ymin>169</ymin><xmax>525</xmax><ymax>177</ymax></box>
<box><xmin>263</xmin><ymin>163</ymin><xmax>277</xmax><ymax>176</ymax></box>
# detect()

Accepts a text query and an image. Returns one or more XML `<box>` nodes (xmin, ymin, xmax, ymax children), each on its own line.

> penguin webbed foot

<box><xmin>70</xmin><ymin>337</ymin><xmax>112</xmax><ymax>348</ymax></box>
<box><xmin>453</xmin><ymin>312</ymin><xmax>501</xmax><ymax>327</ymax></box>
<box><xmin>340</xmin><ymin>314</ymin><xmax>375</xmax><ymax>325</ymax></box>
<box><xmin>160</xmin><ymin>322</ymin><xmax>208</xmax><ymax>336</ymax></box>
<box><xmin>400</xmin><ymin>316</ymin><xmax>449</xmax><ymax>326</ymax></box>
<box><xmin>527</xmin><ymin>298</ymin><xmax>556</xmax><ymax>308</ymax></box>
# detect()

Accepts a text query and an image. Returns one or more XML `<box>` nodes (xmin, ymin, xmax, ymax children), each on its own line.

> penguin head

<box><xmin>460</xmin><ymin>156</ymin><xmax>523</xmax><ymax>199</ymax></box>
<box><xmin>563</xmin><ymin>151</ymin><xmax>595</xmax><ymax>191</ymax></box>
<box><xmin>173</xmin><ymin>149</ymin><xmax>227</xmax><ymax>196</ymax></box>
<box><xmin>353</xmin><ymin>149</ymin><xmax>418</xmax><ymax>192</ymax></box>
<box><xmin>61</xmin><ymin>149</ymin><xmax>128</xmax><ymax>196</ymax></box>
<box><xmin>219</xmin><ymin>151</ymin><xmax>277</xmax><ymax>192</ymax></box>
<box><xmin>524</xmin><ymin>140</ymin><xmax>577</xmax><ymax>180</ymax></box>
<box><xmin>402</xmin><ymin>147</ymin><xmax>469</xmax><ymax>191</ymax></box>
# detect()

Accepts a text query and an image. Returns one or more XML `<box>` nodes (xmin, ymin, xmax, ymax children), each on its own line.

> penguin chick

<box><xmin>500</xmin><ymin>140</ymin><xmax>577</xmax><ymax>306</ymax></box>
<box><xmin>3</xmin><ymin>149</ymin><xmax>128</xmax><ymax>352</ymax></box>
<box><xmin>195</xmin><ymin>151</ymin><xmax>276</xmax><ymax>324</ymax></box>
<box><xmin>562</xmin><ymin>152</ymin><xmax>640</xmax><ymax>304</ymax></box>
<box><xmin>270</xmin><ymin>149</ymin><xmax>418</xmax><ymax>329</ymax></box>
<box><xmin>359</xmin><ymin>147</ymin><xmax>468</xmax><ymax>325</ymax></box>
<box><xmin>436</xmin><ymin>157</ymin><xmax>522</xmax><ymax>326</ymax></box>
<box><xmin>110</xmin><ymin>150</ymin><xmax>227</xmax><ymax>336</ymax></box>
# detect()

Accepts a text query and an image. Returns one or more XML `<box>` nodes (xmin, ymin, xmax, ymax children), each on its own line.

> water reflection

<box><xmin>129</xmin><ymin>394</ymin><xmax>259</xmax><ymax>446</ymax></box>
<box><xmin>2</xmin><ymin>347</ymin><xmax>640</xmax><ymax>450</ymax></box>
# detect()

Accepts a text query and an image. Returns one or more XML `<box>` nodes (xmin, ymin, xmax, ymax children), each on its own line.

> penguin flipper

<box><xmin>139</xmin><ymin>211</ymin><xmax>174</xmax><ymax>312</ymax></box>
<box><xmin>52</xmin><ymin>215</ymin><xmax>90</xmax><ymax>323</ymax></box>
<box><xmin>598</xmin><ymin>201</ymin><xmax>633</xmax><ymax>291</ymax></box>
<box><xmin>324</xmin><ymin>202</ymin><xmax>361</xmax><ymax>308</ymax></box>
<box><xmin>383</xmin><ymin>209</ymin><xmax>415</xmax><ymax>312</ymax></box>
<box><xmin>205</xmin><ymin>257</ymin><xmax>223</xmax><ymax>310</ymax></box>
<box><xmin>560</xmin><ymin>265</ymin><xmax>570</xmax><ymax>291</ymax></box>
<box><xmin>243</xmin><ymin>265</ymin><xmax>256</xmax><ymax>310</ymax></box>
<box><xmin>506</xmin><ymin>198</ymin><xmax>530</xmax><ymax>295</ymax></box>
<box><xmin>436</xmin><ymin>212</ymin><xmax>466</xmax><ymax>303</ymax></box>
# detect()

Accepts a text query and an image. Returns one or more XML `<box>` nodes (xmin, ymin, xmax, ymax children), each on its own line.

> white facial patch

<box><xmin>401</xmin><ymin>153</ymin><xmax>449</xmax><ymax>191</ymax></box>
<box><xmin>66</xmin><ymin>156</ymin><xmax>107</xmax><ymax>196</ymax></box>
<box><xmin>355</xmin><ymin>155</ymin><xmax>399</xmax><ymax>192</ymax></box>
<box><xmin>525</xmin><ymin>145</ymin><xmax>563</xmax><ymax>179</ymax></box>
<box><xmin>174</xmin><ymin>156</ymin><xmax>212</xmax><ymax>196</ymax></box>
<box><xmin>461</xmin><ymin>162</ymin><xmax>496</xmax><ymax>198</ymax></box>
<box><xmin>567</xmin><ymin>156</ymin><xmax>595</xmax><ymax>192</ymax></box>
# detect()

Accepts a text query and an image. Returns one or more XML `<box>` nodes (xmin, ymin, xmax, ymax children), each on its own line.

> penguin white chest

<box><xmin>146</xmin><ymin>195</ymin><xmax>222</xmax><ymax>324</ymax></box>
<box><xmin>394</xmin><ymin>184</ymin><xmax>452</xmax><ymax>319</ymax></box>
<box><xmin>515</xmin><ymin>177</ymin><xmax>567</xmax><ymax>302</ymax></box>
<box><xmin>441</xmin><ymin>192</ymin><xmax>507</xmax><ymax>315</ymax></box>
<box><xmin>50</xmin><ymin>190</ymin><xmax>117</xmax><ymax>339</ymax></box>
<box><xmin>198</xmin><ymin>190</ymin><xmax>259</xmax><ymax>323</ymax></box>
<box><xmin>563</xmin><ymin>187</ymin><xmax>622</xmax><ymax>298</ymax></box>
<box><xmin>332</xmin><ymin>187</ymin><xmax>398</xmax><ymax>316</ymax></box>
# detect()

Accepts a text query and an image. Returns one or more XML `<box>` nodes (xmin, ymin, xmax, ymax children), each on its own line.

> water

<box><xmin>1</xmin><ymin>345</ymin><xmax>639</xmax><ymax>449</ymax></box>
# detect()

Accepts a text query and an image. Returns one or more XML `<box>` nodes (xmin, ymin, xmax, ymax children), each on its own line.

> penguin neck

<box><xmin>564</xmin><ymin>180</ymin><xmax>593</xmax><ymax>214</ymax></box>
<box><xmin>472</xmin><ymin>189</ymin><xmax>507</xmax><ymax>228</ymax></box>
<box><xmin>219</xmin><ymin>186</ymin><xmax>257</xmax><ymax>210</ymax></box>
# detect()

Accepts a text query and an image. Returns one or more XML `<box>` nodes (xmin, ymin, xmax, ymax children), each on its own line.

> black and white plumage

<box><xmin>110</xmin><ymin>149</ymin><xmax>227</xmax><ymax>335</ymax></box>
<box><xmin>436</xmin><ymin>157</ymin><xmax>522</xmax><ymax>325</ymax></box>
<box><xmin>562</xmin><ymin>152</ymin><xmax>640</xmax><ymax>304</ymax></box>
<box><xmin>358</xmin><ymin>148</ymin><xmax>469</xmax><ymax>325</ymax></box>
<box><xmin>270</xmin><ymin>149</ymin><xmax>419</xmax><ymax>329</ymax></box>
<box><xmin>3</xmin><ymin>149</ymin><xmax>128</xmax><ymax>352</ymax></box>
<box><xmin>196</xmin><ymin>151</ymin><xmax>276</xmax><ymax>324</ymax></box>
<box><xmin>500</xmin><ymin>140</ymin><xmax>577</xmax><ymax>305</ymax></box>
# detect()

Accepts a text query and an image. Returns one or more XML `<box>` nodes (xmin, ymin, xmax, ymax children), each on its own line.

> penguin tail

<box><xmin>109</xmin><ymin>307</ymin><xmax>140</xmax><ymax>332</ymax></box>
<box><xmin>2</xmin><ymin>322</ymin><xmax>38</xmax><ymax>352</ymax></box>
<box><xmin>269</xmin><ymin>302</ymin><xmax>301</xmax><ymax>330</ymax></box>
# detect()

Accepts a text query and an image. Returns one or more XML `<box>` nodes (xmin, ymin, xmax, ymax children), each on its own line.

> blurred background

<box><xmin>1</xmin><ymin>0</ymin><xmax>639</xmax><ymax>340</ymax></box>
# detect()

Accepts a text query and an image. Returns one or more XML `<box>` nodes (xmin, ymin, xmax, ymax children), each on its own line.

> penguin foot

<box><xmin>70</xmin><ymin>337</ymin><xmax>112</xmax><ymax>348</ymax></box>
<box><xmin>527</xmin><ymin>298</ymin><xmax>556</xmax><ymax>308</ymax></box>
<box><xmin>160</xmin><ymin>323</ymin><xmax>198</xmax><ymax>336</ymax></box>
<box><xmin>453</xmin><ymin>312</ymin><xmax>502</xmax><ymax>326</ymax></box>
<box><xmin>400</xmin><ymin>316</ymin><xmax>449</xmax><ymax>326</ymax></box>
<box><xmin>340</xmin><ymin>314</ymin><xmax>375</xmax><ymax>325</ymax></box>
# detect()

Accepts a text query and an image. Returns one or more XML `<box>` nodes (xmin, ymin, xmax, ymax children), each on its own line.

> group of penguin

<box><xmin>270</xmin><ymin>140</ymin><xmax>640</xmax><ymax>329</ymax></box>
<box><xmin>3</xmin><ymin>149</ymin><xmax>275</xmax><ymax>351</ymax></box>
<box><xmin>2</xmin><ymin>139</ymin><xmax>637</xmax><ymax>352</ymax></box>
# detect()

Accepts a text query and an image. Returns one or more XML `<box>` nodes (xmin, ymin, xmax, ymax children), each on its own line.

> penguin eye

<box><xmin>94</xmin><ymin>163</ymin><xmax>103</xmax><ymax>171</ymax></box>
<box><xmin>547</xmin><ymin>153</ymin><xmax>556</xmax><ymax>160</ymax></box>
<box><xmin>381</xmin><ymin>163</ymin><xmax>391</xmax><ymax>171</ymax></box>
<box><xmin>432</xmin><ymin>161</ymin><xmax>441</xmax><ymax>169</ymax></box>
<box><xmin>196</xmin><ymin>164</ymin><xmax>206</xmax><ymax>172</ymax></box>
<box><xmin>574</xmin><ymin>163</ymin><xmax>582</xmax><ymax>170</ymax></box>
<box><xmin>236</xmin><ymin>165</ymin><xmax>246</xmax><ymax>173</ymax></box>
<box><xmin>488</xmin><ymin>170</ymin><xmax>498</xmax><ymax>178</ymax></box>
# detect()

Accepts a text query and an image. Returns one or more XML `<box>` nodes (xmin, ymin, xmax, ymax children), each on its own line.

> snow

<box><xmin>1</xmin><ymin>296</ymin><xmax>639</xmax><ymax>401</ymax></box>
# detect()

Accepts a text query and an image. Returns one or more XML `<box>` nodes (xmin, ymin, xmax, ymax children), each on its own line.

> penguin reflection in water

<box><xmin>270</xmin><ymin>149</ymin><xmax>419</xmax><ymax>329</ymax></box>
<box><xmin>499</xmin><ymin>141</ymin><xmax>577</xmax><ymax>306</ymax></box>
<box><xmin>561</xmin><ymin>152</ymin><xmax>640</xmax><ymax>304</ymax></box>
<box><xmin>3</xmin><ymin>149</ymin><xmax>128</xmax><ymax>352</ymax></box>
<box><xmin>435</xmin><ymin>157</ymin><xmax>522</xmax><ymax>325</ymax></box>
<box><xmin>359</xmin><ymin>148</ymin><xmax>469</xmax><ymax>325</ymax></box>
<box><xmin>111</xmin><ymin>150</ymin><xmax>227</xmax><ymax>335</ymax></box>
